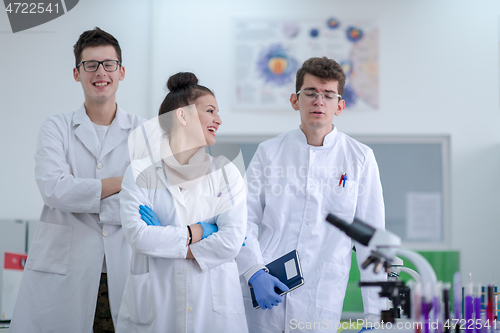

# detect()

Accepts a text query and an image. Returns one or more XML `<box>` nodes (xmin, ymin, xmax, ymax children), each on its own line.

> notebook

<box><xmin>250</xmin><ymin>249</ymin><xmax>304</xmax><ymax>309</ymax></box>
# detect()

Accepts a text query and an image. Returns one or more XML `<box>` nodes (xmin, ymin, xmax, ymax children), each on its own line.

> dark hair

<box><xmin>158</xmin><ymin>72</ymin><xmax>214</xmax><ymax>133</ymax></box>
<box><xmin>295</xmin><ymin>57</ymin><xmax>346</xmax><ymax>97</ymax></box>
<box><xmin>73</xmin><ymin>27</ymin><xmax>122</xmax><ymax>67</ymax></box>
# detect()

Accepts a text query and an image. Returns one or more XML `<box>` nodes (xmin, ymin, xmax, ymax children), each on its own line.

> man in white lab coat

<box><xmin>237</xmin><ymin>57</ymin><xmax>387</xmax><ymax>332</ymax></box>
<box><xmin>10</xmin><ymin>28</ymin><xmax>143</xmax><ymax>333</ymax></box>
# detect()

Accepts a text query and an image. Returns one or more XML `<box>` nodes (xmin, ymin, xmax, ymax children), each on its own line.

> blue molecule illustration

<box><xmin>256</xmin><ymin>44</ymin><xmax>299</xmax><ymax>86</ymax></box>
<box><xmin>327</xmin><ymin>18</ymin><xmax>340</xmax><ymax>30</ymax></box>
<box><xmin>310</xmin><ymin>28</ymin><xmax>320</xmax><ymax>38</ymax></box>
<box><xmin>346</xmin><ymin>26</ymin><xmax>363</xmax><ymax>42</ymax></box>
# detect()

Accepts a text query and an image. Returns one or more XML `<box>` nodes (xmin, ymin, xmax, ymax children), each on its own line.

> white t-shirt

<box><xmin>93</xmin><ymin>122</ymin><xmax>110</xmax><ymax>153</ymax></box>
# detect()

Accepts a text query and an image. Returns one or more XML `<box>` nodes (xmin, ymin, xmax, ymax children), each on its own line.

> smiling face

<box><xmin>195</xmin><ymin>94</ymin><xmax>221</xmax><ymax>146</ymax></box>
<box><xmin>290</xmin><ymin>73</ymin><xmax>345</xmax><ymax>135</ymax></box>
<box><xmin>73</xmin><ymin>45</ymin><xmax>125</xmax><ymax>107</ymax></box>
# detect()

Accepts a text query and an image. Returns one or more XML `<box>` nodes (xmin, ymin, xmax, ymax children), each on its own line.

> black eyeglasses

<box><xmin>76</xmin><ymin>60</ymin><xmax>121</xmax><ymax>72</ymax></box>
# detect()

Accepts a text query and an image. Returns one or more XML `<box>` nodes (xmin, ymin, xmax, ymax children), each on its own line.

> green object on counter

<box><xmin>342</xmin><ymin>250</ymin><xmax>460</xmax><ymax>312</ymax></box>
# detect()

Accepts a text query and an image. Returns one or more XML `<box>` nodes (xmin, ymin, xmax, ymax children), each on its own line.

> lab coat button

<box><xmin>102</xmin><ymin>230</ymin><xmax>108</xmax><ymax>237</ymax></box>
<box><xmin>97</xmin><ymin>162</ymin><xmax>103</xmax><ymax>170</ymax></box>
<box><xmin>187</xmin><ymin>306</ymin><xmax>192</xmax><ymax>312</ymax></box>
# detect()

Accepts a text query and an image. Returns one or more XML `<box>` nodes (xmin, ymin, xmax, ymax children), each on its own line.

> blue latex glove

<box><xmin>139</xmin><ymin>205</ymin><xmax>161</xmax><ymax>226</ymax></box>
<box><xmin>249</xmin><ymin>269</ymin><xmax>289</xmax><ymax>309</ymax></box>
<box><xmin>197</xmin><ymin>222</ymin><xmax>218</xmax><ymax>239</ymax></box>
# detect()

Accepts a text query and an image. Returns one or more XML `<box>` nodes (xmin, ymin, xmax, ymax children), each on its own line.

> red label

<box><xmin>4</xmin><ymin>252</ymin><xmax>28</xmax><ymax>270</ymax></box>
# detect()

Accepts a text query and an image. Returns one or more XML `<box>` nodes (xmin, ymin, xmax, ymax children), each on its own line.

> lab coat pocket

<box><xmin>315</xmin><ymin>262</ymin><xmax>350</xmax><ymax>313</ymax></box>
<box><xmin>25</xmin><ymin>221</ymin><xmax>73</xmax><ymax>275</ymax></box>
<box><xmin>121</xmin><ymin>272</ymin><xmax>154</xmax><ymax>324</ymax></box>
<box><xmin>321</xmin><ymin>179</ymin><xmax>358</xmax><ymax>220</ymax></box>
<box><xmin>210</xmin><ymin>261</ymin><xmax>245</xmax><ymax>315</ymax></box>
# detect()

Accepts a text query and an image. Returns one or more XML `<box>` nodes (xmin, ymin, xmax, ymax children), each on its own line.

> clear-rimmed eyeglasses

<box><xmin>296</xmin><ymin>90</ymin><xmax>341</xmax><ymax>101</ymax></box>
<box><xmin>76</xmin><ymin>60</ymin><xmax>121</xmax><ymax>72</ymax></box>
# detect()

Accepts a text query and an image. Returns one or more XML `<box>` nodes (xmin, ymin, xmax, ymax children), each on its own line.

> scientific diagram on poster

<box><xmin>232</xmin><ymin>18</ymin><xmax>379</xmax><ymax>112</ymax></box>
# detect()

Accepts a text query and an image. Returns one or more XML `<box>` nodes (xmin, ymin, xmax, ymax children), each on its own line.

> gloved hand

<box><xmin>248</xmin><ymin>269</ymin><xmax>289</xmax><ymax>309</ymax></box>
<box><xmin>139</xmin><ymin>205</ymin><xmax>161</xmax><ymax>226</ymax></box>
<box><xmin>197</xmin><ymin>222</ymin><xmax>218</xmax><ymax>239</ymax></box>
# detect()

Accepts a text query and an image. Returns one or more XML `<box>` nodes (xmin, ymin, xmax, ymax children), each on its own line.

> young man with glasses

<box><xmin>10</xmin><ymin>28</ymin><xmax>143</xmax><ymax>333</ymax></box>
<box><xmin>237</xmin><ymin>57</ymin><xmax>387</xmax><ymax>332</ymax></box>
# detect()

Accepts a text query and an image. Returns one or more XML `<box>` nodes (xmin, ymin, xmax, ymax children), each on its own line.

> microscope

<box><xmin>325</xmin><ymin>214</ymin><xmax>438</xmax><ymax>324</ymax></box>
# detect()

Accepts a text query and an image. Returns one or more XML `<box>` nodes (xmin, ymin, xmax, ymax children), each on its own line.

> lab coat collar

<box><xmin>296</xmin><ymin>124</ymin><xmax>338</xmax><ymax>148</ymax></box>
<box><xmin>73</xmin><ymin>104</ymin><xmax>132</xmax><ymax>159</ymax></box>
<box><xmin>100</xmin><ymin>106</ymin><xmax>132</xmax><ymax>158</ymax></box>
<box><xmin>73</xmin><ymin>105</ymin><xmax>99</xmax><ymax>158</ymax></box>
<box><xmin>73</xmin><ymin>103</ymin><xmax>132</xmax><ymax>128</ymax></box>
<box><xmin>154</xmin><ymin>160</ymin><xmax>185</xmax><ymax>206</ymax></box>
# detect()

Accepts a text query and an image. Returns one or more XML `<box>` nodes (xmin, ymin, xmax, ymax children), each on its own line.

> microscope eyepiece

<box><xmin>325</xmin><ymin>214</ymin><xmax>376</xmax><ymax>246</ymax></box>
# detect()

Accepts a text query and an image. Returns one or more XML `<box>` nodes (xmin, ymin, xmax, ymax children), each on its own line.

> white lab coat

<box><xmin>236</xmin><ymin>127</ymin><xmax>387</xmax><ymax>333</ymax></box>
<box><xmin>116</xmin><ymin>154</ymin><xmax>248</xmax><ymax>333</ymax></box>
<box><xmin>10</xmin><ymin>105</ymin><xmax>143</xmax><ymax>333</ymax></box>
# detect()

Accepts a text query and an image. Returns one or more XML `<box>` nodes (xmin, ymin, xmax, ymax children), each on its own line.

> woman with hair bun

<box><xmin>117</xmin><ymin>72</ymin><xmax>248</xmax><ymax>332</ymax></box>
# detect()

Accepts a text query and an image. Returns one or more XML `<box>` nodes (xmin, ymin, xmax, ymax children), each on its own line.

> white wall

<box><xmin>1</xmin><ymin>0</ymin><xmax>499</xmax><ymax>286</ymax></box>
<box><xmin>0</xmin><ymin>0</ymin><xmax>151</xmax><ymax>219</ymax></box>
